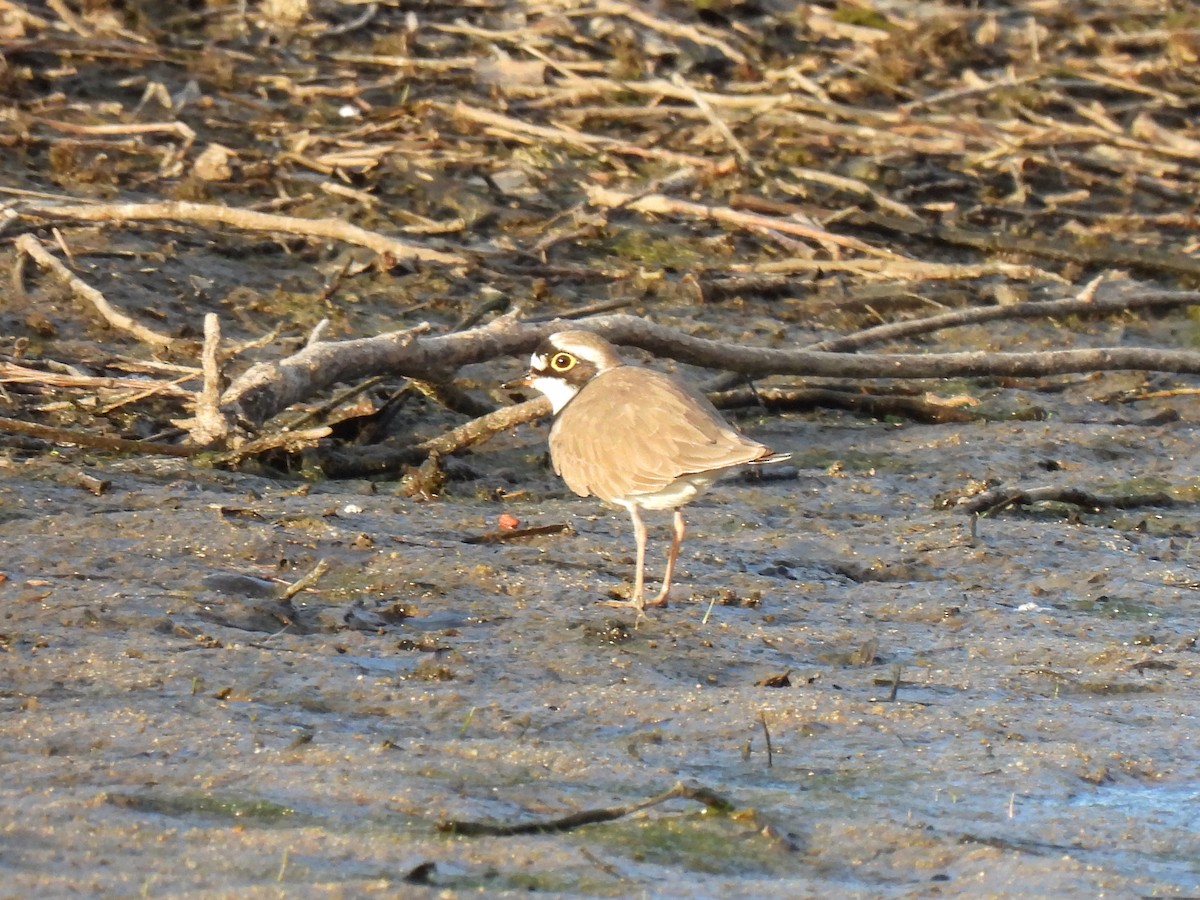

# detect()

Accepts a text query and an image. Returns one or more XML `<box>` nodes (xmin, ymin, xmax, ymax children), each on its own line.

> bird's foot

<box><xmin>599</xmin><ymin>595</ymin><xmax>668</xmax><ymax>614</ymax></box>
<box><xmin>599</xmin><ymin>597</ymin><xmax>646</xmax><ymax>609</ymax></box>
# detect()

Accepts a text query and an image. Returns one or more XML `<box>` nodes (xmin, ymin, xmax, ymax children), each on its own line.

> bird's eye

<box><xmin>550</xmin><ymin>352</ymin><xmax>575</xmax><ymax>372</ymax></box>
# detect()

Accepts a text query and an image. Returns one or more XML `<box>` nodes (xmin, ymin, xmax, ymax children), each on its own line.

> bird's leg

<box><xmin>603</xmin><ymin>504</ymin><xmax>648</xmax><ymax>612</ymax></box>
<box><xmin>648</xmin><ymin>510</ymin><xmax>685</xmax><ymax>607</ymax></box>
<box><xmin>630</xmin><ymin>504</ymin><xmax>647</xmax><ymax>610</ymax></box>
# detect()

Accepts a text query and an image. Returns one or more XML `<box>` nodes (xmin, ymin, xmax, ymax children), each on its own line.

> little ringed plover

<box><xmin>507</xmin><ymin>330</ymin><xmax>789</xmax><ymax>613</ymax></box>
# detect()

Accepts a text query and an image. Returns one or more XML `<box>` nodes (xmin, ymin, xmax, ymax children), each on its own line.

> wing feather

<box><xmin>548</xmin><ymin>366</ymin><xmax>771</xmax><ymax>503</ymax></box>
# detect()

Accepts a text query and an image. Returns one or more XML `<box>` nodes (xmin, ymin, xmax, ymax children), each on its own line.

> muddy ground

<box><xmin>4</xmin><ymin>342</ymin><xmax>1200</xmax><ymax>897</ymax></box>
<box><xmin>3</xmin><ymin>1</ymin><xmax>1200</xmax><ymax>897</ymax></box>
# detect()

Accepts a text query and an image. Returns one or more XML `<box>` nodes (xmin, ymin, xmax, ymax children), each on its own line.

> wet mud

<box><xmin>3</xmin><ymin>363</ymin><xmax>1199</xmax><ymax>897</ymax></box>
<box><xmin>3</xmin><ymin>2</ymin><xmax>1200</xmax><ymax>895</ymax></box>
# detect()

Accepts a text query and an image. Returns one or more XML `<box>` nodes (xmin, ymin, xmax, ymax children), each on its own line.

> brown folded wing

<box><xmin>548</xmin><ymin>366</ymin><xmax>771</xmax><ymax>503</ymax></box>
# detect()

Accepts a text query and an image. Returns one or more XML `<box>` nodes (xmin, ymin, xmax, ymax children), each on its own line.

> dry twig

<box><xmin>850</xmin><ymin>211</ymin><xmax>1200</xmax><ymax>280</ymax></box>
<box><xmin>15</xmin><ymin>234</ymin><xmax>175</xmax><ymax>348</ymax></box>
<box><xmin>710</xmin><ymin>386</ymin><xmax>977</xmax><ymax>425</ymax></box>
<box><xmin>451</xmin><ymin>102</ymin><xmax>713</xmax><ymax>167</ymax></box>
<box><xmin>809</xmin><ymin>288</ymin><xmax>1200</xmax><ymax>353</ymax></box>
<box><xmin>210</xmin><ymin>426</ymin><xmax>333</xmax><ymax>465</ymax></box>
<box><xmin>0</xmin><ymin>415</ymin><xmax>196</xmax><ymax>457</ymax></box>
<box><xmin>188</xmin><ymin>313</ymin><xmax>229</xmax><ymax>447</ymax></box>
<box><xmin>0</xmin><ymin>361</ymin><xmax>191</xmax><ymax>398</ymax></box>
<box><xmin>437</xmin><ymin>780</ymin><xmax>733</xmax><ymax>837</ymax></box>
<box><xmin>960</xmin><ymin>485</ymin><xmax>1178</xmax><ymax>517</ymax></box>
<box><xmin>586</xmin><ymin>186</ymin><xmax>907</xmax><ymax>261</ymax></box>
<box><xmin>20</xmin><ymin>201</ymin><xmax>467</xmax><ymax>266</ymax></box>
<box><xmin>279</xmin><ymin>559</ymin><xmax>330</xmax><ymax>601</ymax></box>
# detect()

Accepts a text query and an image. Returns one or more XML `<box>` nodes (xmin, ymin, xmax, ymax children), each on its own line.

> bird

<box><xmin>506</xmin><ymin>330</ymin><xmax>789</xmax><ymax>613</ymax></box>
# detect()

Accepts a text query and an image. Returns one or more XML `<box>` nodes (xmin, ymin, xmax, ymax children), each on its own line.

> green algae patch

<box><xmin>106</xmin><ymin>790</ymin><xmax>299</xmax><ymax>824</ymax></box>
<box><xmin>608</xmin><ymin>228</ymin><xmax>704</xmax><ymax>270</ymax></box>
<box><xmin>591</xmin><ymin>813</ymin><xmax>797</xmax><ymax>876</ymax></box>
<box><xmin>1070</xmin><ymin>596</ymin><xmax>1163</xmax><ymax>621</ymax></box>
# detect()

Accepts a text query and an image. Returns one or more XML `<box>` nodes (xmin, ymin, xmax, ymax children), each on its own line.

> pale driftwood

<box><xmin>415</xmin><ymin>396</ymin><xmax>548</xmax><ymax>458</ymax></box>
<box><xmin>327</xmin><ymin>52</ymin><xmax>484</xmax><ymax>73</ymax></box>
<box><xmin>313</xmin><ymin>396</ymin><xmax>547</xmax><ymax>478</ymax></box>
<box><xmin>668</xmin><ymin>73</ymin><xmax>758</xmax><ymax>172</ymax></box>
<box><xmin>15</xmin><ymin>234</ymin><xmax>176</xmax><ymax>348</ymax></box>
<box><xmin>731</xmin><ymin>257</ymin><xmax>1060</xmax><ymax>283</ymax></box>
<box><xmin>221</xmin><ymin>307</ymin><xmax>1200</xmax><ymax>427</ymax></box>
<box><xmin>192</xmin><ymin>313</ymin><xmax>229</xmax><ymax>447</ymax></box>
<box><xmin>279</xmin><ymin>559</ymin><xmax>329</xmax><ymax>601</ymax></box>
<box><xmin>586</xmin><ymin>186</ymin><xmax>907</xmax><ymax>261</ymax></box>
<box><xmin>450</xmin><ymin>102</ymin><xmax>712</xmax><ymax>167</ymax></box>
<box><xmin>38</xmin><ymin>118</ymin><xmax>196</xmax><ymax>151</ymax></box>
<box><xmin>210</xmin><ymin>426</ymin><xmax>332</xmax><ymax>465</ymax></box>
<box><xmin>850</xmin><ymin>209</ymin><xmax>1200</xmax><ymax>280</ymax></box>
<box><xmin>170</xmin><ymin>313</ymin><xmax>230</xmax><ymax>445</ymax></box>
<box><xmin>0</xmin><ymin>361</ymin><xmax>191</xmax><ymax>397</ymax></box>
<box><xmin>20</xmin><ymin>201</ymin><xmax>468</xmax><ymax>266</ymax></box>
<box><xmin>810</xmin><ymin>287</ymin><xmax>1200</xmax><ymax>352</ymax></box>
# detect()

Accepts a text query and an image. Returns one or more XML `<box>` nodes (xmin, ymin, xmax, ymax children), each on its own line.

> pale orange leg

<box><xmin>647</xmin><ymin>510</ymin><xmax>685</xmax><ymax>607</ymax></box>
<box><xmin>629</xmin><ymin>504</ymin><xmax>648</xmax><ymax>609</ymax></box>
<box><xmin>603</xmin><ymin>504</ymin><xmax>649</xmax><ymax>612</ymax></box>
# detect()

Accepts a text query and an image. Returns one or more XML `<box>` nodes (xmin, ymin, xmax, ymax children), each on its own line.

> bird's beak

<box><xmin>502</xmin><ymin>373</ymin><xmax>534</xmax><ymax>390</ymax></box>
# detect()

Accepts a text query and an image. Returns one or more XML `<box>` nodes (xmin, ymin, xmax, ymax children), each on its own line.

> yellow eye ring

<box><xmin>550</xmin><ymin>352</ymin><xmax>575</xmax><ymax>372</ymax></box>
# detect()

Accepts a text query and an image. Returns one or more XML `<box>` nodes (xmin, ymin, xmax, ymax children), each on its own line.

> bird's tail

<box><xmin>752</xmin><ymin>449</ymin><xmax>791</xmax><ymax>465</ymax></box>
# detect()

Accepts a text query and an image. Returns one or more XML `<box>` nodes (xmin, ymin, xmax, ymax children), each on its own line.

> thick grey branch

<box><xmin>221</xmin><ymin>312</ymin><xmax>1200</xmax><ymax>426</ymax></box>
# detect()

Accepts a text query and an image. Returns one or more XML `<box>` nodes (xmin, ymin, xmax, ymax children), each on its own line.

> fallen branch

<box><xmin>222</xmin><ymin>321</ymin><xmax>438</xmax><ymax>424</ymax></box>
<box><xmin>451</xmin><ymin>102</ymin><xmax>712</xmax><ymax>167</ymax></box>
<box><xmin>37</xmin><ymin>117</ymin><xmax>195</xmax><ymax>151</ymax></box>
<box><xmin>415</xmin><ymin>396</ymin><xmax>548</xmax><ymax>458</ymax></box>
<box><xmin>587</xmin><ymin>185</ymin><xmax>905</xmax><ymax>261</ymax></box>
<box><xmin>220</xmin><ymin>312</ymin><xmax>1200</xmax><ymax>427</ymax></box>
<box><xmin>209</xmin><ymin>426</ymin><xmax>332</xmax><ymax>466</ymax></box>
<box><xmin>710</xmin><ymin>386</ymin><xmax>977</xmax><ymax>424</ymax></box>
<box><xmin>20</xmin><ymin>201</ymin><xmax>468</xmax><ymax>266</ymax></box>
<box><xmin>0</xmin><ymin>361</ymin><xmax>191</xmax><ymax>398</ymax></box>
<box><xmin>959</xmin><ymin>485</ymin><xmax>1178</xmax><ymax>517</ymax></box>
<box><xmin>436</xmin><ymin>780</ymin><xmax>733</xmax><ymax>837</ymax></box>
<box><xmin>15</xmin><ymin>234</ymin><xmax>175</xmax><ymax>348</ymax></box>
<box><xmin>728</xmin><ymin>257</ymin><xmax>1060</xmax><ymax>284</ymax></box>
<box><xmin>315</xmin><ymin>398</ymin><xmax>548</xmax><ymax>479</ymax></box>
<box><xmin>810</xmin><ymin>286</ymin><xmax>1200</xmax><ymax>353</ymax></box>
<box><xmin>851</xmin><ymin>210</ymin><xmax>1200</xmax><ymax>280</ymax></box>
<box><xmin>187</xmin><ymin>313</ymin><xmax>229</xmax><ymax>447</ymax></box>
<box><xmin>0</xmin><ymin>415</ymin><xmax>196</xmax><ymax>457</ymax></box>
